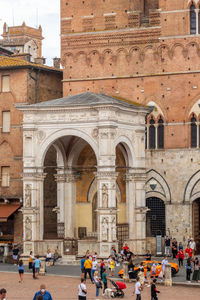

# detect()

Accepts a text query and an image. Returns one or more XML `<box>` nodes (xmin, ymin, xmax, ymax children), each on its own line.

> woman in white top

<box><xmin>78</xmin><ymin>278</ymin><xmax>87</xmax><ymax>300</ymax></box>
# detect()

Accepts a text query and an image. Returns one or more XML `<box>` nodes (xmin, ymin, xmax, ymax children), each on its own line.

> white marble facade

<box><xmin>17</xmin><ymin>93</ymin><xmax>149</xmax><ymax>257</ymax></box>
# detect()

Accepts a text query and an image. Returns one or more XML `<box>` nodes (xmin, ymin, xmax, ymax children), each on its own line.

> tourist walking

<box><xmin>34</xmin><ymin>255</ymin><xmax>41</xmax><ymax>279</ymax></box>
<box><xmin>0</xmin><ymin>288</ymin><xmax>7</xmax><ymax>300</ymax></box>
<box><xmin>78</xmin><ymin>278</ymin><xmax>87</xmax><ymax>300</ymax></box>
<box><xmin>161</xmin><ymin>256</ymin><xmax>168</xmax><ymax>279</ymax></box>
<box><xmin>33</xmin><ymin>284</ymin><xmax>53</xmax><ymax>300</ymax></box>
<box><xmin>29</xmin><ymin>251</ymin><xmax>34</xmax><ymax>270</ymax></box>
<box><xmin>146</xmin><ymin>263</ymin><xmax>151</xmax><ymax>287</ymax></box>
<box><xmin>164</xmin><ymin>236</ymin><xmax>171</xmax><ymax>256</ymax></box>
<box><xmin>172</xmin><ymin>238</ymin><xmax>178</xmax><ymax>259</ymax></box>
<box><xmin>12</xmin><ymin>244</ymin><xmax>19</xmax><ymax>265</ymax></box>
<box><xmin>94</xmin><ymin>270</ymin><xmax>102</xmax><ymax>300</ymax></box>
<box><xmin>100</xmin><ymin>259</ymin><xmax>105</xmax><ymax>280</ymax></box>
<box><xmin>138</xmin><ymin>262</ymin><xmax>145</xmax><ymax>287</ymax></box>
<box><xmin>192</xmin><ymin>257</ymin><xmax>200</xmax><ymax>282</ymax></box>
<box><xmin>18</xmin><ymin>259</ymin><xmax>24</xmax><ymax>283</ymax></box>
<box><xmin>177</xmin><ymin>248</ymin><xmax>184</xmax><ymax>267</ymax></box>
<box><xmin>84</xmin><ymin>256</ymin><xmax>93</xmax><ymax>282</ymax></box>
<box><xmin>32</xmin><ymin>256</ymin><xmax>36</xmax><ymax>279</ymax></box>
<box><xmin>151</xmin><ymin>278</ymin><xmax>160</xmax><ymax>300</ymax></box>
<box><xmin>134</xmin><ymin>276</ymin><xmax>142</xmax><ymax>300</ymax></box>
<box><xmin>185</xmin><ymin>258</ymin><xmax>192</xmax><ymax>282</ymax></box>
<box><xmin>102</xmin><ymin>268</ymin><xmax>111</xmax><ymax>294</ymax></box>
<box><xmin>91</xmin><ymin>257</ymin><xmax>98</xmax><ymax>279</ymax></box>
<box><xmin>81</xmin><ymin>256</ymin><xmax>86</xmax><ymax>278</ymax></box>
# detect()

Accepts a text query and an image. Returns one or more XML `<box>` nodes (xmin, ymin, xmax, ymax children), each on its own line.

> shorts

<box><xmin>13</xmin><ymin>255</ymin><xmax>18</xmax><ymax>260</ymax></box>
<box><xmin>35</xmin><ymin>268</ymin><xmax>40</xmax><ymax>273</ymax></box>
<box><xmin>19</xmin><ymin>270</ymin><xmax>24</xmax><ymax>274</ymax></box>
<box><xmin>78</xmin><ymin>296</ymin><xmax>86</xmax><ymax>300</ymax></box>
<box><xmin>81</xmin><ymin>268</ymin><xmax>85</xmax><ymax>274</ymax></box>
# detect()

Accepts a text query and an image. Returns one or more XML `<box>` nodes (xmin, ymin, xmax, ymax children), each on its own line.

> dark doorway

<box><xmin>146</xmin><ymin>197</ymin><xmax>165</xmax><ymax>237</ymax></box>
<box><xmin>193</xmin><ymin>198</ymin><xmax>200</xmax><ymax>253</ymax></box>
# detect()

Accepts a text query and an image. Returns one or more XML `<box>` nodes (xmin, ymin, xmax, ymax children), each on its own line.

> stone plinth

<box><xmin>123</xmin><ymin>261</ymin><xmax>129</xmax><ymax>282</ymax></box>
<box><xmin>164</xmin><ymin>264</ymin><xmax>172</xmax><ymax>286</ymax></box>
<box><xmin>39</xmin><ymin>258</ymin><xmax>46</xmax><ymax>276</ymax></box>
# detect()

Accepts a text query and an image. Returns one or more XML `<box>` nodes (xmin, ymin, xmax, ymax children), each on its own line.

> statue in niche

<box><xmin>25</xmin><ymin>217</ymin><xmax>32</xmax><ymax>241</ymax></box>
<box><xmin>101</xmin><ymin>217</ymin><xmax>108</xmax><ymax>241</ymax></box>
<box><xmin>102</xmin><ymin>184</ymin><xmax>108</xmax><ymax>208</ymax></box>
<box><xmin>111</xmin><ymin>217</ymin><xmax>117</xmax><ymax>241</ymax></box>
<box><xmin>25</xmin><ymin>184</ymin><xmax>31</xmax><ymax>208</ymax></box>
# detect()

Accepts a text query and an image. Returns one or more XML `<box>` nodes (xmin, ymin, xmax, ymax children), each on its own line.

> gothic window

<box><xmin>149</xmin><ymin>118</ymin><xmax>155</xmax><ymax>149</ymax></box>
<box><xmin>146</xmin><ymin>197</ymin><xmax>166</xmax><ymax>237</ymax></box>
<box><xmin>190</xmin><ymin>4</ymin><xmax>196</xmax><ymax>34</ymax></box>
<box><xmin>191</xmin><ymin>115</ymin><xmax>197</xmax><ymax>148</ymax></box>
<box><xmin>157</xmin><ymin>117</ymin><xmax>164</xmax><ymax>149</ymax></box>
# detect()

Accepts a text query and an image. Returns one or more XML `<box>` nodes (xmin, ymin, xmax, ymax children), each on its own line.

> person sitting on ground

<box><xmin>145</xmin><ymin>250</ymin><xmax>151</xmax><ymax>261</ymax></box>
<box><xmin>0</xmin><ymin>288</ymin><xmax>7</xmax><ymax>300</ymax></box>
<box><xmin>33</xmin><ymin>284</ymin><xmax>53</xmax><ymax>300</ymax></box>
<box><xmin>151</xmin><ymin>278</ymin><xmax>160</xmax><ymax>300</ymax></box>
<box><xmin>52</xmin><ymin>249</ymin><xmax>59</xmax><ymax>266</ymax></box>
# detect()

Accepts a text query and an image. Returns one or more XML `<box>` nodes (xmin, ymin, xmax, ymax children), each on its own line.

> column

<box><xmin>64</xmin><ymin>170</ymin><xmax>78</xmax><ymax>239</ymax></box>
<box><xmin>155</xmin><ymin>124</ymin><xmax>158</xmax><ymax>149</ymax></box>
<box><xmin>124</xmin><ymin>173</ymin><xmax>135</xmax><ymax>245</ymax></box>
<box><xmin>54</xmin><ymin>170</ymin><xmax>65</xmax><ymax>239</ymax></box>
<box><xmin>197</xmin><ymin>122</ymin><xmax>199</xmax><ymax>148</ymax></box>
<box><xmin>130</xmin><ymin>169</ymin><xmax>147</xmax><ymax>255</ymax></box>
<box><xmin>22</xmin><ymin>170</ymin><xmax>46</xmax><ymax>255</ymax></box>
<box><xmin>96</xmin><ymin>170</ymin><xmax>118</xmax><ymax>257</ymax></box>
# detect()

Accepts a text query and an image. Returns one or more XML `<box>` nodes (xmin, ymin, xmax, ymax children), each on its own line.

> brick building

<box><xmin>0</xmin><ymin>50</ymin><xmax>62</xmax><ymax>248</ymax></box>
<box><xmin>17</xmin><ymin>0</ymin><xmax>200</xmax><ymax>257</ymax></box>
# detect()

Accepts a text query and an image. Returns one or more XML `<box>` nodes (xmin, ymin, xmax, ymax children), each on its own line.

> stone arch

<box><xmin>187</xmin><ymin>0</ymin><xmax>199</xmax><ymax>9</ymax></box>
<box><xmin>146</xmin><ymin>169</ymin><xmax>171</xmax><ymax>203</ymax></box>
<box><xmin>187</xmin><ymin>97</ymin><xmax>200</xmax><ymax>121</ymax></box>
<box><xmin>114</xmin><ymin>135</ymin><xmax>135</xmax><ymax>168</ymax></box>
<box><xmin>37</xmin><ymin>128</ymin><xmax>98</xmax><ymax>167</ymax></box>
<box><xmin>146</xmin><ymin>101</ymin><xmax>165</xmax><ymax>121</ymax></box>
<box><xmin>184</xmin><ymin>170</ymin><xmax>200</xmax><ymax>203</ymax></box>
<box><xmin>171</xmin><ymin>43</ymin><xmax>186</xmax><ymax>59</ymax></box>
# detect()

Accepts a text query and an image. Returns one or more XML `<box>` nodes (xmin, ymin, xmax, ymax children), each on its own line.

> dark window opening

<box><xmin>190</xmin><ymin>4</ymin><xmax>196</xmax><ymax>34</ymax></box>
<box><xmin>146</xmin><ymin>197</ymin><xmax>166</xmax><ymax>237</ymax></box>
<box><xmin>191</xmin><ymin>116</ymin><xmax>197</xmax><ymax>148</ymax></box>
<box><xmin>157</xmin><ymin>117</ymin><xmax>164</xmax><ymax>149</ymax></box>
<box><xmin>149</xmin><ymin>118</ymin><xmax>155</xmax><ymax>149</ymax></box>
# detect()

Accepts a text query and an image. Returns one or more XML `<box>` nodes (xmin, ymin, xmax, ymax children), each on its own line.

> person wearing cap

<box><xmin>33</xmin><ymin>284</ymin><xmax>53</xmax><ymax>300</ymax></box>
<box><xmin>0</xmin><ymin>288</ymin><xmax>7</xmax><ymax>300</ymax></box>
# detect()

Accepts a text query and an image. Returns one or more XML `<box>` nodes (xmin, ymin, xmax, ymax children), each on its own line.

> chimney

<box><xmin>53</xmin><ymin>57</ymin><xmax>60</xmax><ymax>69</ymax></box>
<box><xmin>34</xmin><ymin>57</ymin><xmax>46</xmax><ymax>65</ymax></box>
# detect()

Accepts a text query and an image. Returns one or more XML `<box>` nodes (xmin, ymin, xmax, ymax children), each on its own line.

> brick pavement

<box><xmin>0</xmin><ymin>272</ymin><xmax>199</xmax><ymax>300</ymax></box>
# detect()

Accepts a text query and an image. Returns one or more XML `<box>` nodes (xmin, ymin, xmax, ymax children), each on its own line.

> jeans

<box><xmin>103</xmin><ymin>282</ymin><xmax>107</xmax><ymax>293</ymax></box>
<box><xmin>96</xmin><ymin>287</ymin><xmax>100</xmax><ymax>297</ymax></box>
<box><xmin>165</xmin><ymin>246</ymin><xmax>170</xmax><ymax>256</ymax></box>
<box><xmin>84</xmin><ymin>268</ymin><xmax>93</xmax><ymax>282</ymax></box>
<box><xmin>91</xmin><ymin>269</ymin><xmax>96</xmax><ymax>278</ymax></box>
<box><xmin>186</xmin><ymin>270</ymin><xmax>191</xmax><ymax>281</ymax></box>
<box><xmin>178</xmin><ymin>258</ymin><xmax>183</xmax><ymax>267</ymax></box>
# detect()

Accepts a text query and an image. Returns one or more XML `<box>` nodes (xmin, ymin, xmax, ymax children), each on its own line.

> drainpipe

<box><xmin>29</xmin><ymin>68</ymin><xmax>40</xmax><ymax>103</ymax></box>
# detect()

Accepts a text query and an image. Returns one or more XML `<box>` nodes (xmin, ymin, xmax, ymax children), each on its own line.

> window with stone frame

<box><xmin>1</xmin><ymin>166</ymin><xmax>10</xmax><ymax>187</ymax></box>
<box><xmin>2</xmin><ymin>75</ymin><xmax>10</xmax><ymax>92</ymax></box>
<box><xmin>146</xmin><ymin>197</ymin><xmax>166</xmax><ymax>237</ymax></box>
<box><xmin>2</xmin><ymin>111</ymin><xmax>10</xmax><ymax>133</ymax></box>
<box><xmin>191</xmin><ymin>115</ymin><xmax>197</xmax><ymax>148</ymax></box>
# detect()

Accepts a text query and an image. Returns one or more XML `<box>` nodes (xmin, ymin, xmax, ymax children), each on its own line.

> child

<box><xmin>18</xmin><ymin>259</ymin><xmax>24</xmax><ymax>283</ymax></box>
<box><xmin>151</xmin><ymin>278</ymin><xmax>160</xmax><ymax>300</ymax></box>
<box><xmin>110</xmin><ymin>258</ymin><xmax>115</xmax><ymax>277</ymax></box>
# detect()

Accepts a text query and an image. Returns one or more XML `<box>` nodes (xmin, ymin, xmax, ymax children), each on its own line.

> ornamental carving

<box><xmin>101</xmin><ymin>217</ymin><xmax>109</xmax><ymax>241</ymax></box>
<box><xmin>111</xmin><ymin>216</ymin><xmax>117</xmax><ymax>241</ymax></box>
<box><xmin>92</xmin><ymin>128</ymin><xmax>99</xmax><ymax>138</ymax></box>
<box><xmin>25</xmin><ymin>184</ymin><xmax>32</xmax><ymax>208</ymax></box>
<box><xmin>25</xmin><ymin>216</ymin><xmax>32</xmax><ymax>241</ymax></box>
<box><xmin>37</xmin><ymin>130</ymin><xmax>46</xmax><ymax>142</ymax></box>
<box><xmin>102</xmin><ymin>184</ymin><xmax>108</xmax><ymax>208</ymax></box>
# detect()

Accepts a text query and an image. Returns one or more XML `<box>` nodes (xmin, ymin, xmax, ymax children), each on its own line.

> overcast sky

<box><xmin>0</xmin><ymin>0</ymin><xmax>60</xmax><ymax>65</ymax></box>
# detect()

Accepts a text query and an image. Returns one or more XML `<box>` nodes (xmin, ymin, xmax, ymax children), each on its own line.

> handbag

<box><xmin>96</xmin><ymin>281</ymin><xmax>102</xmax><ymax>289</ymax></box>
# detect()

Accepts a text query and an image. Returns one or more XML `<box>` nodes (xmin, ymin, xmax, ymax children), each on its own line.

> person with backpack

<box><xmin>78</xmin><ymin>278</ymin><xmax>87</xmax><ymax>300</ymax></box>
<box><xmin>94</xmin><ymin>270</ymin><xmax>102</xmax><ymax>300</ymax></box>
<box><xmin>185</xmin><ymin>258</ymin><xmax>192</xmax><ymax>282</ymax></box>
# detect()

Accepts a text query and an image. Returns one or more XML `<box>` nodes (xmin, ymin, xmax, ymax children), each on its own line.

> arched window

<box><xmin>146</xmin><ymin>197</ymin><xmax>166</xmax><ymax>237</ymax></box>
<box><xmin>157</xmin><ymin>117</ymin><xmax>164</xmax><ymax>149</ymax></box>
<box><xmin>191</xmin><ymin>115</ymin><xmax>197</xmax><ymax>148</ymax></box>
<box><xmin>190</xmin><ymin>4</ymin><xmax>196</xmax><ymax>34</ymax></box>
<box><xmin>149</xmin><ymin>118</ymin><xmax>155</xmax><ymax>149</ymax></box>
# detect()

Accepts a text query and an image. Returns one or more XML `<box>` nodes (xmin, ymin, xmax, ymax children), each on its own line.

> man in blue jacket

<box><xmin>33</xmin><ymin>284</ymin><xmax>53</xmax><ymax>300</ymax></box>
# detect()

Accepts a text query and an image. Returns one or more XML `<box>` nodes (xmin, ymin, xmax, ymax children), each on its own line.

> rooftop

<box><xmin>21</xmin><ymin>92</ymin><xmax>149</xmax><ymax>111</ymax></box>
<box><xmin>0</xmin><ymin>56</ymin><xmax>62</xmax><ymax>73</ymax></box>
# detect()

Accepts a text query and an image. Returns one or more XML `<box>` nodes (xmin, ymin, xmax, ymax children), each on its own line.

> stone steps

<box><xmin>57</xmin><ymin>255</ymin><xmax>81</xmax><ymax>265</ymax></box>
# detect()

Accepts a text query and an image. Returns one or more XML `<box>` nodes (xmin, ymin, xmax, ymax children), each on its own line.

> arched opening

<box><xmin>146</xmin><ymin>197</ymin><xmax>166</xmax><ymax>237</ymax></box>
<box><xmin>193</xmin><ymin>198</ymin><xmax>200</xmax><ymax>253</ymax></box>
<box><xmin>191</xmin><ymin>115</ymin><xmax>197</xmax><ymax>148</ymax></box>
<box><xmin>190</xmin><ymin>4</ymin><xmax>196</xmax><ymax>34</ymax></box>
<box><xmin>157</xmin><ymin>117</ymin><xmax>164</xmax><ymax>149</ymax></box>
<box><xmin>149</xmin><ymin>118</ymin><xmax>156</xmax><ymax>149</ymax></box>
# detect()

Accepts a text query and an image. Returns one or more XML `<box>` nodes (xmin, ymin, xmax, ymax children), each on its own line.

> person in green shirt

<box><xmin>102</xmin><ymin>268</ymin><xmax>111</xmax><ymax>294</ymax></box>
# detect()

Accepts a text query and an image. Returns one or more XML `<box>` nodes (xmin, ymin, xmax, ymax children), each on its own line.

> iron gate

<box><xmin>117</xmin><ymin>223</ymin><xmax>129</xmax><ymax>252</ymax></box>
